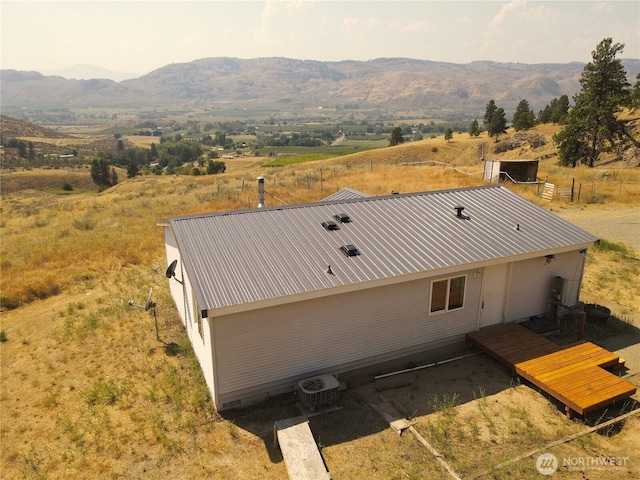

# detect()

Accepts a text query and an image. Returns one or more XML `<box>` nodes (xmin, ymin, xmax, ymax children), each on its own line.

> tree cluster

<box><xmin>90</xmin><ymin>159</ymin><xmax>118</xmax><ymax>187</ymax></box>
<box><xmin>536</xmin><ymin>95</ymin><xmax>570</xmax><ymax>124</ymax></box>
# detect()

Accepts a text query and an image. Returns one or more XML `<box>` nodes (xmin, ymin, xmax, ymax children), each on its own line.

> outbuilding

<box><xmin>158</xmin><ymin>184</ymin><xmax>598</xmax><ymax>410</ymax></box>
<box><xmin>483</xmin><ymin>158</ymin><xmax>539</xmax><ymax>183</ymax></box>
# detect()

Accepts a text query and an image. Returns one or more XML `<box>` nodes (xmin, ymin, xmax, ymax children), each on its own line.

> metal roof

<box><xmin>167</xmin><ymin>185</ymin><xmax>598</xmax><ymax>313</ymax></box>
<box><xmin>321</xmin><ymin>187</ymin><xmax>370</xmax><ymax>201</ymax></box>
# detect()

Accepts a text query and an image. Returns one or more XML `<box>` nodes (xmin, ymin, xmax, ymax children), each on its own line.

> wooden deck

<box><xmin>467</xmin><ymin>323</ymin><xmax>636</xmax><ymax>417</ymax></box>
<box><xmin>274</xmin><ymin>417</ymin><xmax>331</xmax><ymax>480</ymax></box>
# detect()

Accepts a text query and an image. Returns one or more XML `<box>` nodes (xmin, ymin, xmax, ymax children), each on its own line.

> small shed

<box><xmin>158</xmin><ymin>185</ymin><xmax>597</xmax><ymax>411</ymax></box>
<box><xmin>484</xmin><ymin>158</ymin><xmax>539</xmax><ymax>183</ymax></box>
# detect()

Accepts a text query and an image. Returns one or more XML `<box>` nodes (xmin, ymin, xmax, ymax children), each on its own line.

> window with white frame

<box><xmin>193</xmin><ymin>295</ymin><xmax>204</xmax><ymax>340</ymax></box>
<box><xmin>430</xmin><ymin>275</ymin><xmax>466</xmax><ymax>314</ymax></box>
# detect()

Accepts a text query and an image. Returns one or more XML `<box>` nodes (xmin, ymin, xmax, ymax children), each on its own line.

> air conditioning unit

<box><xmin>297</xmin><ymin>374</ymin><xmax>340</xmax><ymax>411</ymax></box>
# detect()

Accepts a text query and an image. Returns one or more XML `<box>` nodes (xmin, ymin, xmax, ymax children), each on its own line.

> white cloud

<box><xmin>489</xmin><ymin>0</ymin><xmax>527</xmax><ymax>31</ymax></box>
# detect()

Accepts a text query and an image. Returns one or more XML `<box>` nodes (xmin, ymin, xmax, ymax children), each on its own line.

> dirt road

<box><xmin>553</xmin><ymin>204</ymin><xmax>640</xmax><ymax>252</ymax></box>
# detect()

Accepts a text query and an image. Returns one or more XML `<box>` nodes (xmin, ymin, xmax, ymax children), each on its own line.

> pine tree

<box><xmin>550</xmin><ymin>95</ymin><xmax>570</xmax><ymax>123</ymax></box>
<box><xmin>512</xmin><ymin>99</ymin><xmax>535</xmax><ymax>131</ymax></box>
<box><xmin>554</xmin><ymin>38</ymin><xmax>633</xmax><ymax>167</ymax></box>
<box><xmin>444</xmin><ymin>128</ymin><xmax>453</xmax><ymax>142</ymax></box>
<box><xmin>469</xmin><ymin>119</ymin><xmax>480</xmax><ymax>137</ymax></box>
<box><xmin>488</xmin><ymin>107</ymin><xmax>507</xmax><ymax>141</ymax></box>
<box><xmin>127</xmin><ymin>161</ymin><xmax>139</xmax><ymax>178</ymax></box>
<box><xmin>483</xmin><ymin>100</ymin><xmax>497</xmax><ymax>130</ymax></box>
<box><xmin>537</xmin><ymin>105</ymin><xmax>552</xmax><ymax>124</ymax></box>
<box><xmin>389</xmin><ymin>127</ymin><xmax>404</xmax><ymax>146</ymax></box>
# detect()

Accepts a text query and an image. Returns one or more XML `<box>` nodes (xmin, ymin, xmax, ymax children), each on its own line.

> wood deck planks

<box><xmin>466</xmin><ymin>323</ymin><xmax>562</xmax><ymax>369</ymax></box>
<box><xmin>467</xmin><ymin>323</ymin><xmax>637</xmax><ymax>416</ymax></box>
<box><xmin>274</xmin><ymin>417</ymin><xmax>331</xmax><ymax>480</ymax></box>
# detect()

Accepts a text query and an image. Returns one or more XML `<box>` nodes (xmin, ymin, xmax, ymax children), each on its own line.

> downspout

<box><xmin>576</xmin><ymin>248</ymin><xmax>589</xmax><ymax>303</ymax></box>
<box><xmin>502</xmin><ymin>262</ymin><xmax>513</xmax><ymax>323</ymax></box>
<box><xmin>475</xmin><ymin>269</ymin><xmax>485</xmax><ymax>331</ymax></box>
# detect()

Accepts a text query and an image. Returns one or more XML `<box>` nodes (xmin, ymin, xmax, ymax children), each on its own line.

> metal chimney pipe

<box><xmin>257</xmin><ymin>176</ymin><xmax>266</xmax><ymax>208</ymax></box>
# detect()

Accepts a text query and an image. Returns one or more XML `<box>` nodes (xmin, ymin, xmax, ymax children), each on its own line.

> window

<box><xmin>430</xmin><ymin>275</ymin><xmax>466</xmax><ymax>314</ymax></box>
<box><xmin>196</xmin><ymin>308</ymin><xmax>204</xmax><ymax>339</ymax></box>
<box><xmin>193</xmin><ymin>295</ymin><xmax>204</xmax><ymax>340</ymax></box>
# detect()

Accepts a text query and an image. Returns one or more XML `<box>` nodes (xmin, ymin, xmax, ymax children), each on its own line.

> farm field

<box><xmin>1</xmin><ymin>128</ymin><xmax>640</xmax><ymax>479</ymax></box>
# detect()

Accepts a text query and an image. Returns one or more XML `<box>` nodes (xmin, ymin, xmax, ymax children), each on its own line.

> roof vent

<box><xmin>340</xmin><ymin>244</ymin><xmax>360</xmax><ymax>257</ymax></box>
<box><xmin>321</xmin><ymin>220</ymin><xmax>340</xmax><ymax>231</ymax></box>
<box><xmin>334</xmin><ymin>213</ymin><xmax>351</xmax><ymax>223</ymax></box>
<box><xmin>453</xmin><ymin>205</ymin><xmax>470</xmax><ymax>220</ymax></box>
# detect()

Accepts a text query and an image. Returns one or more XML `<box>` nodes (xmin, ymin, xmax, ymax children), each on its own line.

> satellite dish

<box><xmin>166</xmin><ymin>259</ymin><xmax>178</xmax><ymax>279</ymax></box>
<box><xmin>129</xmin><ymin>287</ymin><xmax>156</xmax><ymax>311</ymax></box>
<box><xmin>152</xmin><ymin>260</ymin><xmax>183</xmax><ymax>284</ymax></box>
<box><xmin>127</xmin><ymin>287</ymin><xmax>160</xmax><ymax>341</ymax></box>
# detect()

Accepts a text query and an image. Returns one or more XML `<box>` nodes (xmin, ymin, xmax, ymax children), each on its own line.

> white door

<box><xmin>479</xmin><ymin>264</ymin><xmax>509</xmax><ymax>328</ymax></box>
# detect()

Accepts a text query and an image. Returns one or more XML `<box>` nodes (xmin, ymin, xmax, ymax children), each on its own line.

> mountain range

<box><xmin>2</xmin><ymin>57</ymin><xmax>639</xmax><ymax>117</ymax></box>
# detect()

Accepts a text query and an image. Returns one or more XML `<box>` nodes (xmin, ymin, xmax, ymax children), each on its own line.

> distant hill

<box><xmin>40</xmin><ymin>64</ymin><xmax>141</xmax><ymax>82</ymax></box>
<box><xmin>2</xmin><ymin>57</ymin><xmax>639</xmax><ymax>117</ymax></box>
<box><xmin>0</xmin><ymin>115</ymin><xmax>69</xmax><ymax>138</ymax></box>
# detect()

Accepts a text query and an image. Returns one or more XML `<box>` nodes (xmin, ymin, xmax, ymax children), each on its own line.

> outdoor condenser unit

<box><xmin>297</xmin><ymin>374</ymin><xmax>340</xmax><ymax>410</ymax></box>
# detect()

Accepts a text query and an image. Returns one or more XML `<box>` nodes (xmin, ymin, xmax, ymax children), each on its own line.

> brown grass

<box><xmin>1</xmin><ymin>125</ymin><xmax>639</xmax><ymax>479</ymax></box>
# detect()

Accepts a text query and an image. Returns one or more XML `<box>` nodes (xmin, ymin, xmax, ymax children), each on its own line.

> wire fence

<box><xmin>529</xmin><ymin>179</ymin><xmax>640</xmax><ymax>203</ymax></box>
<box><xmin>201</xmin><ymin>159</ymin><xmax>639</xmax><ymax>206</ymax></box>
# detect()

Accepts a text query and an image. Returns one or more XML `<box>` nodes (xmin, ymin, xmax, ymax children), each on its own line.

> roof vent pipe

<box><xmin>454</xmin><ymin>205</ymin><xmax>465</xmax><ymax>218</ymax></box>
<box><xmin>257</xmin><ymin>176</ymin><xmax>266</xmax><ymax>208</ymax></box>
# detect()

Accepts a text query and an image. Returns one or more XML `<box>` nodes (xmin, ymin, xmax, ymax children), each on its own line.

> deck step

<box><xmin>467</xmin><ymin>323</ymin><xmax>637</xmax><ymax>417</ymax></box>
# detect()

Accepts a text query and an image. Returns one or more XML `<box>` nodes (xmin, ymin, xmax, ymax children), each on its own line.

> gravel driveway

<box><xmin>553</xmin><ymin>204</ymin><xmax>640</xmax><ymax>252</ymax></box>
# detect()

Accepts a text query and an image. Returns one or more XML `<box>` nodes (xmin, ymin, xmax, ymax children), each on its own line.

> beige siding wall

<box><xmin>163</xmin><ymin>227</ymin><xmax>217</xmax><ymax>403</ymax></box>
<box><xmin>163</xmin><ymin>228</ymin><xmax>186</xmax><ymax>325</ymax></box>
<box><xmin>213</xmin><ymin>269</ymin><xmax>482</xmax><ymax>406</ymax></box>
<box><xmin>506</xmin><ymin>250</ymin><xmax>584</xmax><ymax>322</ymax></box>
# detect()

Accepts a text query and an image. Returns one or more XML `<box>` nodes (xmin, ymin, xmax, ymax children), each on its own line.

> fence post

<box><xmin>578</xmin><ymin>183</ymin><xmax>582</xmax><ymax>202</ymax></box>
<box><xmin>571</xmin><ymin>178</ymin><xmax>575</xmax><ymax>202</ymax></box>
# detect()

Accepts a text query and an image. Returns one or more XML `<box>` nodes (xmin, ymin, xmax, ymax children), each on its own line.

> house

<box><xmin>158</xmin><ymin>184</ymin><xmax>598</xmax><ymax>411</ymax></box>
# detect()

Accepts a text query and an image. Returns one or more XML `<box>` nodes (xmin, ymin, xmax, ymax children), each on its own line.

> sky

<box><xmin>2</xmin><ymin>0</ymin><xmax>639</xmax><ymax>79</ymax></box>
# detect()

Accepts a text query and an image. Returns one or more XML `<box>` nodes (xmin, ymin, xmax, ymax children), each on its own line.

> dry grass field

<box><xmin>1</xmin><ymin>128</ymin><xmax>640</xmax><ymax>479</ymax></box>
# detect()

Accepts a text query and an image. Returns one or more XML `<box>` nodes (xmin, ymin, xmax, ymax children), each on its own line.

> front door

<box><xmin>479</xmin><ymin>264</ymin><xmax>509</xmax><ymax>328</ymax></box>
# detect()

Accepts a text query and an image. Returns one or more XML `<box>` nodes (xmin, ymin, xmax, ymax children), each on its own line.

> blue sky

<box><xmin>2</xmin><ymin>0</ymin><xmax>639</xmax><ymax>78</ymax></box>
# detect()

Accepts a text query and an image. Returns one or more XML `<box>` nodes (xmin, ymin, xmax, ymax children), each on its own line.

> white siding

<box><xmin>213</xmin><ymin>269</ymin><xmax>482</xmax><ymax>406</ymax></box>
<box><xmin>163</xmin><ymin>228</ymin><xmax>187</xmax><ymax>325</ymax></box>
<box><xmin>163</xmin><ymin>227</ymin><xmax>217</xmax><ymax>402</ymax></box>
<box><xmin>506</xmin><ymin>250</ymin><xmax>585</xmax><ymax>322</ymax></box>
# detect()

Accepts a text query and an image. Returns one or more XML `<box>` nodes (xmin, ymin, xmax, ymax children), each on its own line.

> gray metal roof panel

<box><xmin>321</xmin><ymin>187</ymin><xmax>370</xmax><ymax>201</ymax></box>
<box><xmin>168</xmin><ymin>185</ymin><xmax>598</xmax><ymax>311</ymax></box>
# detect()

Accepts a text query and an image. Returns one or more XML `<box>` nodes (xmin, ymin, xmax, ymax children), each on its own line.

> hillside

<box><xmin>2</xmin><ymin>57</ymin><xmax>639</xmax><ymax>115</ymax></box>
<box><xmin>1</xmin><ymin>136</ymin><xmax>639</xmax><ymax>479</ymax></box>
<box><xmin>0</xmin><ymin>115</ymin><xmax>70</xmax><ymax>139</ymax></box>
